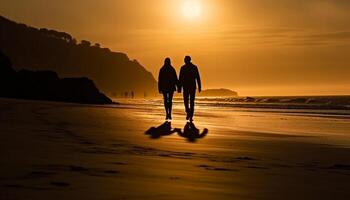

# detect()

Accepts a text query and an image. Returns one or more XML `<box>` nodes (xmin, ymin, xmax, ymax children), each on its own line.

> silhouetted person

<box><xmin>145</xmin><ymin>122</ymin><xmax>177</xmax><ymax>139</ymax></box>
<box><xmin>178</xmin><ymin>56</ymin><xmax>201</xmax><ymax>121</ymax></box>
<box><xmin>177</xmin><ymin>122</ymin><xmax>208</xmax><ymax>143</ymax></box>
<box><xmin>158</xmin><ymin>58</ymin><xmax>178</xmax><ymax>120</ymax></box>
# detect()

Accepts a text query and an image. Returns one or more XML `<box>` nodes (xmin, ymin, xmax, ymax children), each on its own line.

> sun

<box><xmin>182</xmin><ymin>0</ymin><xmax>202</xmax><ymax>20</ymax></box>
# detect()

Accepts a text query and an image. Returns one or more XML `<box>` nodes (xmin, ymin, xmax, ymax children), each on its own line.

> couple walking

<box><xmin>158</xmin><ymin>56</ymin><xmax>201</xmax><ymax>121</ymax></box>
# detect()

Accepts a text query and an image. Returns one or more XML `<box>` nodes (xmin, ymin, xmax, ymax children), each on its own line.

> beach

<box><xmin>1</xmin><ymin>97</ymin><xmax>350</xmax><ymax>200</ymax></box>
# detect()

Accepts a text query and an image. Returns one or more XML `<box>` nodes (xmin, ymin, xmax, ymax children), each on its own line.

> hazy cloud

<box><xmin>133</xmin><ymin>27</ymin><xmax>350</xmax><ymax>48</ymax></box>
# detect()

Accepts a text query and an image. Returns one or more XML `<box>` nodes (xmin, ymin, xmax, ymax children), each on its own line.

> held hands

<box><xmin>177</xmin><ymin>85</ymin><xmax>182</xmax><ymax>93</ymax></box>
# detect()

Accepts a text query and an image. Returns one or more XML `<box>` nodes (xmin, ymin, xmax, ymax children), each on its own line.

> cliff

<box><xmin>0</xmin><ymin>15</ymin><xmax>157</xmax><ymax>97</ymax></box>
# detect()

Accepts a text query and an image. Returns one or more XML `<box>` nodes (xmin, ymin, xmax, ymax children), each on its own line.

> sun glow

<box><xmin>182</xmin><ymin>0</ymin><xmax>202</xmax><ymax>20</ymax></box>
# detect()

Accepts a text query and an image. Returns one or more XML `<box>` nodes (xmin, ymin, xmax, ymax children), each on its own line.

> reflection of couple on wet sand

<box><xmin>158</xmin><ymin>55</ymin><xmax>201</xmax><ymax>122</ymax></box>
<box><xmin>145</xmin><ymin>121</ymin><xmax>208</xmax><ymax>143</ymax></box>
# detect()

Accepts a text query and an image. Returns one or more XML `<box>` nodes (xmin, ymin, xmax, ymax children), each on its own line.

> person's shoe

<box><xmin>186</xmin><ymin>113</ymin><xmax>190</xmax><ymax>120</ymax></box>
<box><xmin>169</xmin><ymin>114</ymin><xmax>172</xmax><ymax>120</ymax></box>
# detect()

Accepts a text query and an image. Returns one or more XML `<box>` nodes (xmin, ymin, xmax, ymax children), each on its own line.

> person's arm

<box><xmin>196</xmin><ymin>66</ymin><xmax>202</xmax><ymax>93</ymax></box>
<box><xmin>178</xmin><ymin>67</ymin><xmax>183</xmax><ymax>93</ymax></box>
<box><xmin>173</xmin><ymin>68</ymin><xmax>179</xmax><ymax>91</ymax></box>
<box><xmin>158</xmin><ymin>69</ymin><xmax>162</xmax><ymax>94</ymax></box>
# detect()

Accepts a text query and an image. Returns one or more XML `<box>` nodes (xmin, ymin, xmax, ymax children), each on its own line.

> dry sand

<box><xmin>0</xmin><ymin>98</ymin><xmax>350</xmax><ymax>200</ymax></box>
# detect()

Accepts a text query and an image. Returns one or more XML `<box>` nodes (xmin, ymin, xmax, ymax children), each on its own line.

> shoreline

<box><xmin>1</xmin><ymin>98</ymin><xmax>350</xmax><ymax>199</ymax></box>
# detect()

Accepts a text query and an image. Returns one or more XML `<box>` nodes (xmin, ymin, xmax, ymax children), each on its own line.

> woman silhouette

<box><xmin>158</xmin><ymin>58</ymin><xmax>179</xmax><ymax>120</ymax></box>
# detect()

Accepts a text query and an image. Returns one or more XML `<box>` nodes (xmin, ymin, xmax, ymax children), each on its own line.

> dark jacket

<box><xmin>179</xmin><ymin>63</ymin><xmax>201</xmax><ymax>92</ymax></box>
<box><xmin>158</xmin><ymin>65</ymin><xmax>178</xmax><ymax>93</ymax></box>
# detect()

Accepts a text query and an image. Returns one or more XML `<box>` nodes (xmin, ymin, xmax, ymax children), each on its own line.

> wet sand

<box><xmin>0</xmin><ymin>98</ymin><xmax>350</xmax><ymax>200</ymax></box>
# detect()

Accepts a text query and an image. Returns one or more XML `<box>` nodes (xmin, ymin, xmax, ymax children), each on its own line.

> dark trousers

<box><xmin>183</xmin><ymin>89</ymin><xmax>196</xmax><ymax>118</ymax></box>
<box><xmin>162</xmin><ymin>91</ymin><xmax>174</xmax><ymax>116</ymax></box>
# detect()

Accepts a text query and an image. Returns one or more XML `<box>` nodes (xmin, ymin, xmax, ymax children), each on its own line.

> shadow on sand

<box><xmin>145</xmin><ymin>122</ymin><xmax>178</xmax><ymax>139</ymax></box>
<box><xmin>177</xmin><ymin>122</ymin><xmax>208</xmax><ymax>143</ymax></box>
<box><xmin>145</xmin><ymin>122</ymin><xmax>208</xmax><ymax>142</ymax></box>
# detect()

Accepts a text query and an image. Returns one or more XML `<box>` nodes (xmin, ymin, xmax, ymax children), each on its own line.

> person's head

<box><xmin>164</xmin><ymin>57</ymin><xmax>171</xmax><ymax>66</ymax></box>
<box><xmin>184</xmin><ymin>56</ymin><xmax>192</xmax><ymax>64</ymax></box>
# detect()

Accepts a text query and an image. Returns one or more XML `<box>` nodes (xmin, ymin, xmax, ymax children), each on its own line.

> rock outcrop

<box><xmin>199</xmin><ymin>88</ymin><xmax>238</xmax><ymax>97</ymax></box>
<box><xmin>0</xmin><ymin>51</ymin><xmax>113</xmax><ymax>104</ymax></box>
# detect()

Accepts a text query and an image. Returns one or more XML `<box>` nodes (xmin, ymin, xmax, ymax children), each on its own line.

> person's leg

<box><xmin>166</xmin><ymin>92</ymin><xmax>172</xmax><ymax>118</ymax></box>
<box><xmin>189</xmin><ymin>89</ymin><xmax>196</xmax><ymax>120</ymax></box>
<box><xmin>168</xmin><ymin>91</ymin><xmax>174</xmax><ymax>119</ymax></box>
<box><xmin>183</xmin><ymin>90</ymin><xmax>190</xmax><ymax>120</ymax></box>
<box><xmin>162</xmin><ymin>92</ymin><xmax>169</xmax><ymax>119</ymax></box>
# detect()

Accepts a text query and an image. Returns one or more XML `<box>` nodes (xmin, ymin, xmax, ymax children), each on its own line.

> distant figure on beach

<box><xmin>158</xmin><ymin>57</ymin><xmax>179</xmax><ymax>120</ymax></box>
<box><xmin>178</xmin><ymin>56</ymin><xmax>201</xmax><ymax>121</ymax></box>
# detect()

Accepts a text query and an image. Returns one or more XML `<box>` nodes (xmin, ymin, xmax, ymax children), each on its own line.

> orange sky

<box><xmin>1</xmin><ymin>0</ymin><xmax>349</xmax><ymax>95</ymax></box>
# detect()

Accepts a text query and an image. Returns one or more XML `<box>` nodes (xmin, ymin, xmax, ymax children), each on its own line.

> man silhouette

<box><xmin>158</xmin><ymin>58</ymin><xmax>178</xmax><ymax>120</ymax></box>
<box><xmin>178</xmin><ymin>56</ymin><xmax>201</xmax><ymax>121</ymax></box>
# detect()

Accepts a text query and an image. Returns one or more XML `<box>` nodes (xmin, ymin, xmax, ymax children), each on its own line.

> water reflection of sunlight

<box><xmin>123</xmin><ymin>99</ymin><xmax>350</xmax><ymax>146</ymax></box>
